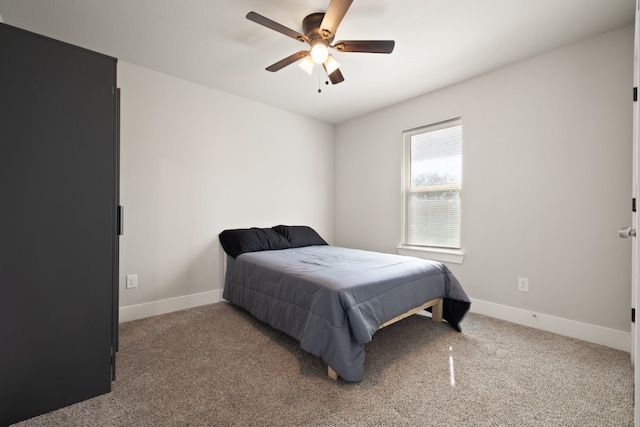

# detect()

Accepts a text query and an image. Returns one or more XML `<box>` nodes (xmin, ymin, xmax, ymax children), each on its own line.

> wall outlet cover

<box><xmin>126</xmin><ymin>274</ymin><xmax>138</xmax><ymax>289</ymax></box>
<box><xmin>517</xmin><ymin>277</ymin><xmax>529</xmax><ymax>292</ymax></box>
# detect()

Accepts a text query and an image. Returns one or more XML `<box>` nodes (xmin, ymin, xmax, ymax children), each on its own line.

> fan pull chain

<box><xmin>317</xmin><ymin>71</ymin><xmax>329</xmax><ymax>93</ymax></box>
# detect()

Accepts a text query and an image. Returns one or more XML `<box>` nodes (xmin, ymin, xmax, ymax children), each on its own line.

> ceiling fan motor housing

<box><xmin>303</xmin><ymin>13</ymin><xmax>334</xmax><ymax>43</ymax></box>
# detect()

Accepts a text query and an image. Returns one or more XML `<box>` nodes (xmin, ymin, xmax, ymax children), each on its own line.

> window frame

<box><xmin>399</xmin><ymin>118</ymin><xmax>464</xmax><ymax>264</ymax></box>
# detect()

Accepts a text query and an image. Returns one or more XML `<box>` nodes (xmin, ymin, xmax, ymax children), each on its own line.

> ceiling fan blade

<box><xmin>246</xmin><ymin>11</ymin><xmax>308</xmax><ymax>43</ymax></box>
<box><xmin>332</xmin><ymin>40</ymin><xmax>395</xmax><ymax>53</ymax></box>
<box><xmin>266</xmin><ymin>51</ymin><xmax>309</xmax><ymax>72</ymax></box>
<box><xmin>320</xmin><ymin>0</ymin><xmax>353</xmax><ymax>40</ymax></box>
<box><xmin>325</xmin><ymin>67</ymin><xmax>345</xmax><ymax>85</ymax></box>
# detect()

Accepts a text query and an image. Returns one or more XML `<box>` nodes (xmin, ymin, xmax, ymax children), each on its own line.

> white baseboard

<box><xmin>470</xmin><ymin>298</ymin><xmax>630</xmax><ymax>352</ymax></box>
<box><xmin>118</xmin><ymin>292</ymin><xmax>631</xmax><ymax>352</ymax></box>
<box><xmin>119</xmin><ymin>289</ymin><xmax>224</xmax><ymax>323</ymax></box>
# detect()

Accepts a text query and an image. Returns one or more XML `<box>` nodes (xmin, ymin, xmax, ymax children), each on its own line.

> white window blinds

<box><xmin>402</xmin><ymin>118</ymin><xmax>462</xmax><ymax>249</ymax></box>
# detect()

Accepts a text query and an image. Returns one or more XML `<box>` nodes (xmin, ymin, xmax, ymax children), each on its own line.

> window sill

<box><xmin>397</xmin><ymin>245</ymin><xmax>465</xmax><ymax>264</ymax></box>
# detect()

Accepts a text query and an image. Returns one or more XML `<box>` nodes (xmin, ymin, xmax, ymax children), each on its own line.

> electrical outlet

<box><xmin>126</xmin><ymin>274</ymin><xmax>138</xmax><ymax>289</ymax></box>
<box><xmin>517</xmin><ymin>277</ymin><xmax>529</xmax><ymax>292</ymax></box>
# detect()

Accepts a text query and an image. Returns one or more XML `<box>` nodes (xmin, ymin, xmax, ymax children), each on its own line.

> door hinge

<box><xmin>117</xmin><ymin>205</ymin><xmax>124</xmax><ymax>235</ymax></box>
<box><xmin>111</xmin><ymin>346</ymin><xmax>117</xmax><ymax>381</ymax></box>
<box><xmin>633</xmin><ymin>198</ymin><xmax>637</xmax><ymax>212</ymax></box>
<box><xmin>635</xmin><ymin>87</ymin><xmax>638</xmax><ymax>102</ymax></box>
<box><xmin>633</xmin><ymin>308</ymin><xmax>636</xmax><ymax>323</ymax></box>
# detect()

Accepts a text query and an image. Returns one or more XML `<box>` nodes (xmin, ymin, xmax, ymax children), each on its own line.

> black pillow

<box><xmin>219</xmin><ymin>227</ymin><xmax>291</xmax><ymax>258</ymax></box>
<box><xmin>272</xmin><ymin>225</ymin><xmax>328</xmax><ymax>248</ymax></box>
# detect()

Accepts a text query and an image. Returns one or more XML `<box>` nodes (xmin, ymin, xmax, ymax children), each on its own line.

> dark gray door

<box><xmin>0</xmin><ymin>23</ymin><xmax>118</xmax><ymax>425</ymax></box>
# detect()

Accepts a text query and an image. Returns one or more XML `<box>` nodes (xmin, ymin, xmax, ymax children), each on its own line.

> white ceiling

<box><xmin>0</xmin><ymin>0</ymin><xmax>635</xmax><ymax>124</ymax></box>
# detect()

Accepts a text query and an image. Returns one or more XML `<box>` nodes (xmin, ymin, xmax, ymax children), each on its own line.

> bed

<box><xmin>219</xmin><ymin>225</ymin><xmax>470</xmax><ymax>382</ymax></box>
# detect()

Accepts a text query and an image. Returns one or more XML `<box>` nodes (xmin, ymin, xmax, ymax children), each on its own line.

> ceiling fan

<box><xmin>246</xmin><ymin>0</ymin><xmax>395</xmax><ymax>85</ymax></box>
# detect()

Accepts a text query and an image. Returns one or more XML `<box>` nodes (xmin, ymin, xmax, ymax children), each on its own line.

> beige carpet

<box><xmin>15</xmin><ymin>302</ymin><xmax>633</xmax><ymax>426</ymax></box>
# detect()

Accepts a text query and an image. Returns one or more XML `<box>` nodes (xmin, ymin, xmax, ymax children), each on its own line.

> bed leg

<box><xmin>432</xmin><ymin>298</ymin><xmax>443</xmax><ymax>323</ymax></box>
<box><xmin>328</xmin><ymin>366</ymin><xmax>338</xmax><ymax>381</ymax></box>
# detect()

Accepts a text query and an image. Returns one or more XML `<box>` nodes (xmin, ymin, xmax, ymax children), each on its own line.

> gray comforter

<box><xmin>223</xmin><ymin>245</ymin><xmax>470</xmax><ymax>382</ymax></box>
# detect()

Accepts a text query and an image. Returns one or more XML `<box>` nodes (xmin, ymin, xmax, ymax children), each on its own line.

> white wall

<box><xmin>335</xmin><ymin>25</ymin><xmax>634</xmax><ymax>334</ymax></box>
<box><xmin>118</xmin><ymin>62</ymin><xmax>334</xmax><ymax>319</ymax></box>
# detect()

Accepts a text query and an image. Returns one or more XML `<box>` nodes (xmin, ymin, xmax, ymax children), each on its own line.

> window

<box><xmin>402</xmin><ymin>118</ymin><xmax>462</xmax><ymax>250</ymax></box>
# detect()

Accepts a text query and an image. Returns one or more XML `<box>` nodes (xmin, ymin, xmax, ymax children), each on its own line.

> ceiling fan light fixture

<box><xmin>324</xmin><ymin>54</ymin><xmax>340</xmax><ymax>75</ymax></box>
<box><xmin>298</xmin><ymin>55</ymin><xmax>315</xmax><ymax>75</ymax></box>
<box><xmin>246</xmin><ymin>2</ymin><xmax>395</xmax><ymax>86</ymax></box>
<box><xmin>310</xmin><ymin>40</ymin><xmax>329</xmax><ymax>64</ymax></box>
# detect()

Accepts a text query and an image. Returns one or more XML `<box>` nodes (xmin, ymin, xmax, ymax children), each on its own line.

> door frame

<box><xmin>633</xmin><ymin>3</ymin><xmax>639</xmax><ymax>426</ymax></box>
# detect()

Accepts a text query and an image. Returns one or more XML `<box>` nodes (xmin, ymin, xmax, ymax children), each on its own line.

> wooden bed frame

<box><xmin>327</xmin><ymin>297</ymin><xmax>443</xmax><ymax>380</ymax></box>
